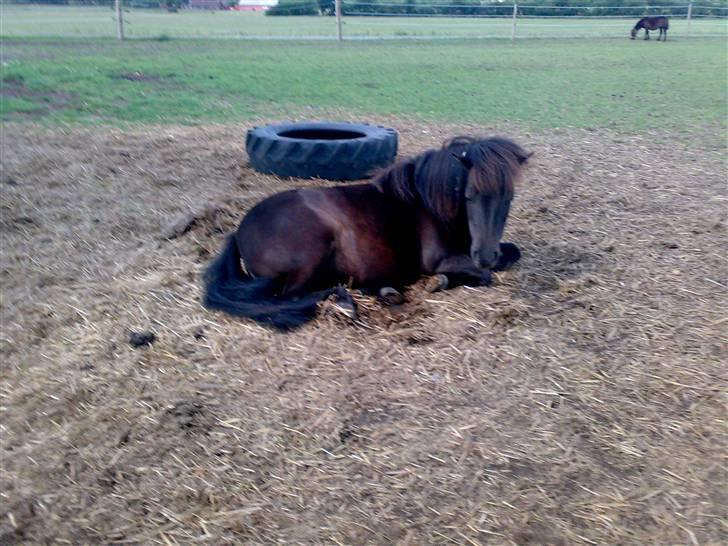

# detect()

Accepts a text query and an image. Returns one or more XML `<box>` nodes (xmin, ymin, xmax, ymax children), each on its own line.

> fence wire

<box><xmin>339</xmin><ymin>1</ymin><xmax>726</xmax><ymax>39</ymax></box>
<box><xmin>1</xmin><ymin>2</ymin><xmax>726</xmax><ymax>40</ymax></box>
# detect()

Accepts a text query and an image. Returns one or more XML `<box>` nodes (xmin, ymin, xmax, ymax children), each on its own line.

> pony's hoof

<box><xmin>494</xmin><ymin>242</ymin><xmax>521</xmax><ymax>272</ymax></box>
<box><xmin>333</xmin><ymin>302</ymin><xmax>357</xmax><ymax>320</ymax></box>
<box><xmin>425</xmin><ymin>274</ymin><xmax>449</xmax><ymax>293</ymax></box>
<box><xmin>331</xmin><ymin>287</ymin><xmax>358</xmax><ymax>320</ymax></box>
<box><xmin>379</xmin><ymin>287</ymin><xmax>405</xmax><ymax>306</ymax></box>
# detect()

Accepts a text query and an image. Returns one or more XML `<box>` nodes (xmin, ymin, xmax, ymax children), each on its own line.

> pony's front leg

<box><xmin>426</xmin><ymin>255</ymin><xmax>491</xmax><ymax>293</ymax></box>
<box><xmin>644</xmin><ymin>29</ymin><xmax>650</xmax><ymax>40</ymax></box>
<box><xmin>426</xmin><ymin>242</ymin><xmax>522</xmax><ymax>292</ymax></box>
<box><xmin>493</xmin><ymin>242</ymin><xmax>521</xmax><ymax>272</ymax></box>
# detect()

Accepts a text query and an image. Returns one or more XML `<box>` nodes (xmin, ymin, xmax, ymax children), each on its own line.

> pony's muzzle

<box><xmin>472</xmin><ymin>248</ymin><xmax>501</xmax><ymax>269</ymax></box>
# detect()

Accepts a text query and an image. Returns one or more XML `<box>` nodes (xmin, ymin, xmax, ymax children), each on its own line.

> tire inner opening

<box><xmin>278</xmin><ymin>129</ymin><xmax>366</xmax><ymax>140</ymax></box>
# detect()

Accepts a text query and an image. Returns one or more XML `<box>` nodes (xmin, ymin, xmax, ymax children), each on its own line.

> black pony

<box><xmin>631</xmin><ymin>16</ymin><xmax>669</xmax><ymax>41</ymax></box>
<box><xmin>203</xmin><ymin>136</ymin><xmax>530</xmax><ymax>329</ymax></box>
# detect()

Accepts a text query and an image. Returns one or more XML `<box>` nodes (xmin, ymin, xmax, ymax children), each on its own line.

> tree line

<box><xmin>266</xmin><ymin>0</ymin><xmax>727</xmax><ymax>16</ymax></box>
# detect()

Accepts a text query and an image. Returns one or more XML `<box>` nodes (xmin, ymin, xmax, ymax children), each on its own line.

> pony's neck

<box><xmin>375</xmin><ymin>155</ymin><xmax>467</xmax><ymax>227</ymax></box>
<box><xmin>374</xmin><ymin>159</ymin><xmax>418</xmax><ymax>206</ymax></box>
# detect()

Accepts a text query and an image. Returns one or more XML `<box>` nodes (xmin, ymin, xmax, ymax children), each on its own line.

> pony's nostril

<box><xmin>485</xmin><ymin>252</ymin><xmax>500</xmax><ymax>268</ymax></box>
<box><xmin>472</xmin><ymin>249</ymin><xmax>501</xmax><ymax>268</ymax></box>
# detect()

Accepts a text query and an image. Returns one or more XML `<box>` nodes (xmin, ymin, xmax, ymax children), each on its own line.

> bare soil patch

<box><xmin>1</xmin><ymin>120</ymin><xmax>726</xmax><ymax>545</ymax></box>
<box><xmin>0</xmin><ymin>76</ymin><xmax>73</xmax><ymax>116</ymax></box>
<box><xmin>111</xmin><ymin>71</ymin><xmax>180</xmax><ymax>87</ymax></box>
<box><xmin>115</xmin><ymin>72</ymin><xmax>165</xmax><ymax>83</ymax></box>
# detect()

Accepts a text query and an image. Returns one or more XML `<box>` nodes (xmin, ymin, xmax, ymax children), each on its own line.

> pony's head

<box><xmin>449</xmin><ymin>137</ymin><xmax>530</xmax><ymax>268</ymax></box>
<box><xmin>630</xmin><ymin>19</ymin><xmax>643</xmax><ymax>38</ymax></box>
<box><xmin>376</xmin><ymin>136</ymin><xmax>530</xmax><ymax>270</ymax></box>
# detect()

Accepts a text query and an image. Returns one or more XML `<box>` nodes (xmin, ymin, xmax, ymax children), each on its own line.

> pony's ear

<box><xmin>451</xmin><ymin>150</ymin><xmax>473</xmax><ymax>170</ymax></box>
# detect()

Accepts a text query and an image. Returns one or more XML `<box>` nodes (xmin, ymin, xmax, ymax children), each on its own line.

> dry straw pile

<box><xmin>1</xmin><ymin>120</ymin><xmax>726</xmax><ymax>544</ymax></box>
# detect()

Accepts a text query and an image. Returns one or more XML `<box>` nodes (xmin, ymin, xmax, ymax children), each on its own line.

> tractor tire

<box><xmin>246</xmin><ymin>121</ymin><xmax>398</xmax><ymax>181</ymax></box>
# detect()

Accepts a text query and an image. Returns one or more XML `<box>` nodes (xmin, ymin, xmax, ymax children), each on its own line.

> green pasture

<box><xmin>1</xmin><ymin>7</ymin><xmax>726</xmax><ymax>132</ymax></box>
<box><xmin>1</xmin><ymin>5</ymin><xmax>727</xmax><ymax>39</ymax></box>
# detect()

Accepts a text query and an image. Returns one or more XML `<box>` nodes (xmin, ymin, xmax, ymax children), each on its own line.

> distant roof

<box><xmin>239</xmin><ymin>0</ymin><xmax>278</xmax><ymax>6</ymax></box>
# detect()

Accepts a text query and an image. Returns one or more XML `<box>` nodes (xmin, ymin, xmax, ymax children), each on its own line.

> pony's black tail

<box><xmin>202</xmin><ymin>235</ymin><xmax>334</xmax><ymax>330</ymax></box>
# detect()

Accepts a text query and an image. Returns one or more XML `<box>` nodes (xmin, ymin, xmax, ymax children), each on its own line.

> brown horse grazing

<box><xmin>631</xmin><ymin>16</ymin><xmax>669</xmax><ymax>41</ymax></box>
<box><xmin>203</xmin><ymin>136</ymin><xmax>530</xmax><ymax>329</ymax></box>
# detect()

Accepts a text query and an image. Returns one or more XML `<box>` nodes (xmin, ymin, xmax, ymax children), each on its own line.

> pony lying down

<box><xmin>203</xmin><ymin>136</ymin><xmax>530</xmax><ymax>329</ymax></box>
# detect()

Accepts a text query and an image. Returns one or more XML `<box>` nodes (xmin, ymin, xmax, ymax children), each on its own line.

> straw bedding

<box><xmin>1</xmin><ymin>120</ymin><xmax>725</xmax><ymax>545</ymax></box>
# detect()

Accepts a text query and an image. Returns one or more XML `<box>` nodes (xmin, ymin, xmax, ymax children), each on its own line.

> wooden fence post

<box><xmin>335</xmin><ymin>0</ymin><xmax>343</xmax><ymax>41</ymax></box>
<box><xmin>686</xmin><ymin>2</ymin><xmax>693</xmax><ymax>36</ymax></box>
<box><xmin>115</xmin><ymin>0</ymin><xmax>124</xmax><ymax>41</ymax></box>
<box><xmin>511</xmin><ymin>3</ymin><xmax>518</xmax><ymax>42</ymax></box>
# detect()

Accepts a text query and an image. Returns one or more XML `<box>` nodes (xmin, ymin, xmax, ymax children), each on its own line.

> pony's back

<box><xmin>637</xmin><ymin>15</ymin><xmax>669</xmax><ymax>28</ymax></box>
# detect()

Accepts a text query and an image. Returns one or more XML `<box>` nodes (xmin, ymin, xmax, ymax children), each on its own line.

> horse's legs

<box><xmin>279</xmin><ymin>263</ymin><xmax>322</xmax><ymax>296</ymax></box>
<box><xmin>357</xmin><ymin>286</ymin><xmax>405</xmax><ymax>306</ymax></box>
<box><xmin>282</xmin><ymin>265</ymin><xmax>357</xmax><ymax>320</ymax></box>
<box><xmin>378</xmin><ymin>286</ymin><xmax>405</xmax><ymax>305</ymax></box>
<box><xmin>492</xmin><ymin>242</ymin><xmax>522</xmax><ymax>272</ymax></box>
<box><xmin>329</xmin><ymin>286</ymin><xmax>357</xmax><ymax>320</ymax></box>
<box><xmin>426</xmin><ymin>242</ymin><xmax>522</xmax><ymax>292</ymax></box>
<box><xmin>644</xmin><ymin>29</ymin><xmax>650</xmax><ymax>40</ymax></box>
<box><xmin>426</xmin><ymin>255</ymin><xmax>492</xmax><ymax>293</ymax></box>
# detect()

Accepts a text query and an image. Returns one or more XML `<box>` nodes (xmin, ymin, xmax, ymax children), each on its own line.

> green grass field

<box><xmin>1</xmin><ymin>6</ymin><xmax>726</xmax><ymax>132</ymax></box>
<box><xmin>3</xmin><ymin>37</ymin><xmax>726</xmax><ymax>131</ymax></box>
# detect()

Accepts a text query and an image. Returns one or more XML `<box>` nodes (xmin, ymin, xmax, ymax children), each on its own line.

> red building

<box><xmin>189</xmin><ymin>0</ymin><xmax>278</xmax><ymax>9</ymax></box>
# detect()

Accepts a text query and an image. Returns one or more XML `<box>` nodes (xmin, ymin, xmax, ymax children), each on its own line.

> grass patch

<box><xmin>0</xmin><ymin>96</ymin><xmax>41</xmax><ymax>115</ymax></box>
<box><xmin>1</xmin><ymin>37</ymin><xmax>726</xmax><ymax>133</ymax></box>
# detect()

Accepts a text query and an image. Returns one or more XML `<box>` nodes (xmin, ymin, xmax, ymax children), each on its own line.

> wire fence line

<box><xmin>339</xmin><ymin>1</ymin><xmax>726</xmax><ymax>13</ymax></box>
<box><xmin>336</xmin><ymin>2</ymin><xmax>727</xmax><ymax>40</ymax></box>
<box><xmin>339</xmin><ymin>1</ymin><xmax>726</xmax><ymax>17</ymax></box>
<box><xmin>1</xmin><ymin>2</ymin><xmax>726</xmax><ymax>40</ymax></box>
<box><xmin>335</xmin><ymin>1</ymin><xmax>726</xmax><ymax>40</ymax></box>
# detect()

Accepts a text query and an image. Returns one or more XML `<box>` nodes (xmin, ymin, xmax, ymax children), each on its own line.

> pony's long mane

<box><xmin>375</xmin><ymin>136</ymin><xmax>530</xmax><ymax>222</ymax></box>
